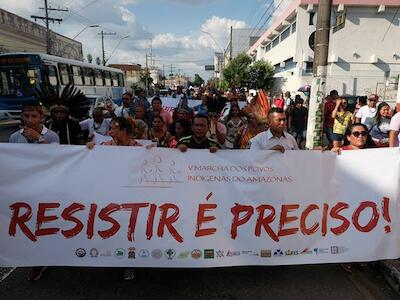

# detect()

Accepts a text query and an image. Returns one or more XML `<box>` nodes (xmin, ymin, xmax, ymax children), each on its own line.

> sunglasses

<box><xmin>351</xmin><ymin>131</ymin><xmax>368</xmax><ymax>137</ymax></box>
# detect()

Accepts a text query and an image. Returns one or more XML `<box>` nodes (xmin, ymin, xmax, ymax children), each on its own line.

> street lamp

<box><xmin>105</xmin><ymin>35</ymin><xmax>130</xmax><ymax>64</ymax></box>
<box><xmin>73</xmin><ymin>25</ymin><xmax>99</xmax><ymax>40</ymax></box>
<box><xmin>201</xmin><ymin>30</ymin><xmax>224</xmax><ymax>53</ymax></box>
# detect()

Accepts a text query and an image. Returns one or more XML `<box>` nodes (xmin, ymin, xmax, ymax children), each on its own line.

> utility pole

<box><xmin>163</xmin><ymin>64</ymin><xmax>165</xmax><ymax>86</ymax></box>
<box><xmin>397</xmin><ymin>74</ymin><xmax>400</xmax><ymax>112</ymax></box>
<box><xmin>31</xmin><ymin>0</ymin><xmax>68</xmax><ymax>55</ymax></box>
<box><xmin>305</xmin><ymin>0</ymin><xmax>332</xmax><ymax>149</ymax></box>
<box><xmin>145</xmin><ymin>54</ymin><xmax>149</xmax><ymax>97</ymax></box>
<box><xmin>98</xmin><ymin>31</ymin><xmax>116</xmax><ymax>66</ymax></box>
<box><xmin>229</xmin><ymin>26</ymin><xmax>233</xmax><ymax>60</ymax></box>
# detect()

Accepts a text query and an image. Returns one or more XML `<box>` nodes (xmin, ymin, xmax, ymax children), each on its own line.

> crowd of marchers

<box><xmin>7</xmin><ymin>84</ymin><xmax>400</xmax><ymax>281</ymax></box>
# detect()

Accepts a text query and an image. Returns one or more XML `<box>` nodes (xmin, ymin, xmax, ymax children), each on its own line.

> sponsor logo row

<box><xmin>75</xmin><ymin>246</ymin><xmax>348</xmax><ymax>259</ymax></box>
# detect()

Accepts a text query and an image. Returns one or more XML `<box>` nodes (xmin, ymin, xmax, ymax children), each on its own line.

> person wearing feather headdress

<box><xmin>46</xmin><ymin>104</ymin><xmax>83</xmax><ymax>145</ymax></box>
<box><xmin>35</xmin><ymin>81</ymin><xmax>90</xmax><ymax>144</ymax></box>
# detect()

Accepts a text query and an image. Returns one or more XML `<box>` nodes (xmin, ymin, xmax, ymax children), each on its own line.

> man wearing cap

<box><xmin>114</xmin><ymin>92</ymin><xmax>133</xmax><ymax>118</ymax></box>
<box><xmin>355</xmin><ymin>94</ymin><xmax>378</xmax><ymax>130</ymax></box>
<box><xmin>130</xmin><ymin>89</ymin><xmax>150</xmax><ymax>114</ymax></box>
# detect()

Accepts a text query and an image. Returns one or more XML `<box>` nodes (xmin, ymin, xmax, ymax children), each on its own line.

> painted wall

<box><xmin>251</xmin><ymin>4</ymin><xmax>400</xmax><ymax>103</ymax></box>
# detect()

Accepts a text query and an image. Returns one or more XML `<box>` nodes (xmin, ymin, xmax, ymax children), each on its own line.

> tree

<box><xmin>140</xmin><ymin>72</ymin><xmax>153</xmax><ymax>93</ymax></box>
<box><xmin>87</xmin><ymin>54</ymin><xmax>93</xmax><ymax>64</ymax></box>
<box><xmin>95</xmin><ymin>57</ymin><xmax>101</xmax><ymax>65</ymax></box>
<box><xmin>248</xmin><ymin>60</ymin><xmax>275</xmax><ymax>91</ymax></box>
<box><xmin>193</xmin><ymin>74</ymin><xmax>204</xmax><ymax>87</ymax></box>
<box><xmin>222</xmin><ymin>52</ymin><xmax>252</xmax><ymax>88</ymax></box>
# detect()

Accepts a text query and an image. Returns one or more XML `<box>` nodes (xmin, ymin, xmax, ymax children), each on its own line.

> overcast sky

<box><xmin>0</xmin><ymin>0</ymin><xmax>290</xmax><ymax>79</ymax></box>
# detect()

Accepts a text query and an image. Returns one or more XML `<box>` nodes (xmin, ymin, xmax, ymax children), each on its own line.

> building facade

<box><xmin>0</xmin><ymin>8</ymin><xmax>83</xmax><ymax>60</ymax></box>
<box><xmin>108</xmin><ymin>63</ymin><xmax>142</xmax><ymax>88</ymax></box>
<box><xmin>248</xmin><ymin>0</ymin><xmax>400</xmax><ymax>103</ymax></box>
<box><xmin>225</xmin><ymin>28</ymin><xmax>266</xmax><ymax>61</ymax></box>
<box><xmin>213</xmin><ymin>52</ymin><xmax>224</xmax><ymax>78</ymax></box>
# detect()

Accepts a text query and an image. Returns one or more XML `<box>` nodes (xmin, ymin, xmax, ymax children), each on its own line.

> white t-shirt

<box><xmin>389</xmin><ymin>112</ymin><xmax>400</xmax><ymax>146</ymax></box>
<box><xmin>79</xmin><ymin>118</ymin><xmax>112</xmax><ymax>136</ymax></box>
<box><xmin>114</xmin><ymin>106</ymin><xmax>130</xmax><ymax>118</ymax></box>
<box><xmin>355</xmin><ymin>105</ymin><xmax>377</xmax><ymax>129</ymax></box>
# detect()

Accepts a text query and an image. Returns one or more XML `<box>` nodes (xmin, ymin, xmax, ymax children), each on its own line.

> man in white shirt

<box><xmin>249</xmin><ymin>107</ymin><xmax>298</xmax><ymax>152</ymax></box>
<box><xmin>355</xmin><ymin>94</ymin><xmax>378</xmax><ymax>129</ymax></box>
<box><xmin>114</xmin><ymin>92</ymin><xmax>132</xmax><ymax>118</ymax></box>
<box><xmin>79</xmin><ymin>107</ymin><xmax>111</xmax><ymax>136</ymax></box>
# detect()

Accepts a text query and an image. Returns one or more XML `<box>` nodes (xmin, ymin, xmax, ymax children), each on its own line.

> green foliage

<box><xmin>95</xmin><ymin>57</ymin><xmax>101</xmax><ymax>65</ymax></box>
<box><xmin>140</xmin><ymin>72</ymin><xmax>153</xmax><ymax>87</ymax></box>
<box><xmin>87</xmin><ymin>54</ymin><xmax>93</xmax><ymax>64</ymax></box>
<box><xmin>222</xmin><ymin>52</ymin><xmax>274</xmax><ymax>90</ymax></box>
<box><xmin>222</xmin><ymin>53</ymin><xmax>252</xmax><ymax>88</ymax></box>
<box><xmin>248</xmin><ymin>60</ymin><xmax>275</xmax><ymax>90</ymax></box>
<box><xmin>193</xmin><ymin>74</ymin><xmax>204</xmax><ymax>86</ymax></box>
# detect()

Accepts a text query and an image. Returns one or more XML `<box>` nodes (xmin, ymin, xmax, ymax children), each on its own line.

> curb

<box><xmin>377</xmin><ymin>260</ymin><xmax>400</xmax><ymax>294</ymax></box>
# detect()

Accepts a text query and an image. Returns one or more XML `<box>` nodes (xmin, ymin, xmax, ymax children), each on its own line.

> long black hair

<box><xmin>373</xmin><ymin>101</ymin><xmax>390</xmax><ymax>126</ymax></box>
<box><xmin>170</xmin><ymin>118</ymin><xmax>191</xmax><ymax>137</ymax></box>
<box><xmin>343</xmin><ymin>123</ymin><xmax>375</xmax><ymax>148</ymax></box>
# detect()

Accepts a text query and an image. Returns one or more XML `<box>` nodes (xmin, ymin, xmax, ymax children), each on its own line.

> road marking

<box><xmin>0</xmin><ymin>267</ymin><xmax>16</xmax><ymax>282</ymax></box>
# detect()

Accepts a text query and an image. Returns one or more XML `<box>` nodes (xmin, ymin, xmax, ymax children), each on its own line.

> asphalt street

<box><xmin>0</xmin><ymin>264</ymin><xmax>397</xmax><ymax>299</ymax></box>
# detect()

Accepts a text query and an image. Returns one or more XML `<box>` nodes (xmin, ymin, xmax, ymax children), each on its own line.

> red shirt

<box><xmin>273</xmin><ymin>98</ymin><xmax>284</xmax><ymax>109</ymax></box>
<box><xmin>324</xmin><ymin>99</ymin><xmax>336</xmax><ymax>129</ymax></box>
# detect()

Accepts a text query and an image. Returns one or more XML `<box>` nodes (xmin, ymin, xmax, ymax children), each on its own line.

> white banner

<box><xmin>0</xmin><ymin>144</ymin><xmax>399</xmax><ymax>267</ymax></box>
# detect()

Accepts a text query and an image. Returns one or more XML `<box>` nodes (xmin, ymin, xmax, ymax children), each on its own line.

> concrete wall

<box><xmin>0</xmin><ymin>9</ymin><xmax>83</xmax><ymax>60</ymax></box>
<box><xmin>251</xmin><ymin>4</ymin><xmax>400</xmax><ymax>102</ymax></box>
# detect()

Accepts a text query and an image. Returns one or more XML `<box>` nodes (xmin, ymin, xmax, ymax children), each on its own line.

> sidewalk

<box><xmin>378</xmin><ymin>260</ymin><xmax>400</xmax><ymax>294</ymax></box>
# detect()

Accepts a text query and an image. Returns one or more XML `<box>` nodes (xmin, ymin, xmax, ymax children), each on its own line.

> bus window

<box><xmin>83</xmin><ymin>67</ymin><xmax>94</xmax><ymax>86</ymax></box>
<box><xmin>94</xmin><ymin>69</ymin><xmax>103</xmax><ymax>86</ymax></box>
<box><xmin>111</xmin><ymin>72</ymin><xmax>119</xmax><ymax>87</ymax></box>
<box><xmin>72</xmin><ymin>66</ymin><xmax>84</xmax><ymax>86</ymax></box>
<box><xmin>44</xmin><ymin>65</ymin><xmax>58</xmax><ymax>86</ymax></box>
<box><xmin>59</xmin><ymin>64</ymin><xmax>70</xmax><ymax>85</ymax></box>
<box><xmin>0</xmin><ymin>67</ymin><xmax>40</xmax><ymax>97</ymax></box>
<box><xmin>118</xmin><ymin>73</ymin><xmax>124</xmax><ymax>87</ymax></box>
<box><xmin>104</xmin><ymin>71</ymin><xmax>111</xmax><ymax>86</ymax></box>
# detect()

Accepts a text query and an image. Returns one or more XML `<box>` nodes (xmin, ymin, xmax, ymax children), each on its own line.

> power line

<box><xmin>382</xmin><ymin>6</ymin><xmax>400</xmax><ymax>42</ymax></box>
<box><xmin>236</xmin><ymin>0</ymin><xmax>276</xmax><ymax>54</ymax></box>
<box><xmin>31</xmin><ymin>0</ymin><xmax>69</xmax><ymax>54</ymax></box>
<box><xmin>237</xmin><ymin>0</ymin><xmax>286</xmax><ymax>55</ymax></box>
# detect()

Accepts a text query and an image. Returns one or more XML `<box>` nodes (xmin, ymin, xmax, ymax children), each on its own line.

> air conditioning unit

<box><xmin>280</xmin><ymin>61</ymin><xmax>286</xmax><ymax>68</ymax></box>
<box><xmin>302</xmin><ymin>54</ymin><xmax>311</xmax><ymax>62</ymax></box>
<box><xmin>370</xmin><ymin>54</ymin><xmax>378</xmax><ymax>64</ymax></box>
<box><xmin>261</xmin><ymin>38</ymin><xmax>271</xmax><ymax>45</ymax></box>
<box><xmin>378</xmin><ymin>5</ymin><xmax>385</xmax><ymax>13</ymax></box>
<box><xmin>337</xmin><ymin>4</ymin><xmax>345</xmax><ymax>12</ymax></box>
<box><xmin>328</xmin><ymin>54</ymin><xmax>338</xmax><ymax>63</ymax></box>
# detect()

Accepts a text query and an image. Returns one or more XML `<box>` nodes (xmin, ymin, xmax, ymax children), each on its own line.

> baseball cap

<box><xmin>368</xmin><ymin>94</ymin><xmax>379</xmax><ymax>101</ymax></box>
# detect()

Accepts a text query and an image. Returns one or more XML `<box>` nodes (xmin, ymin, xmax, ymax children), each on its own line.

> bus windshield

<box><xmin>0</xmin><ymin>66</ymin><xmax>41</xmax><ymax>98</ymax></box>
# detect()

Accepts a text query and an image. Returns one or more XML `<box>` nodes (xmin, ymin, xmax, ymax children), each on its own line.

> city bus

<box><xmin>0</xmin><ymin>52</ymin><xmax>125</xmax><ymax>120</ymax></box>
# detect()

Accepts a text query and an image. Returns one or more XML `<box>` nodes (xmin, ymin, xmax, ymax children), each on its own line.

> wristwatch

<box><xmin>37</xmin><ymin>135</ymin><xmax>46</xmax><ymax>143</ymax></box>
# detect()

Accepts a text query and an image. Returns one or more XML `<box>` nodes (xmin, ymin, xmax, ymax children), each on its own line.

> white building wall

<box><xmin>251</xmin><ymin>4</ymin><xmax>400</xmax><ymax>104</ymax></box>
<box><xmin>326</xmin><ymin>6</ymin><xmax>400</xmax><ymax>102</ymax></box>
